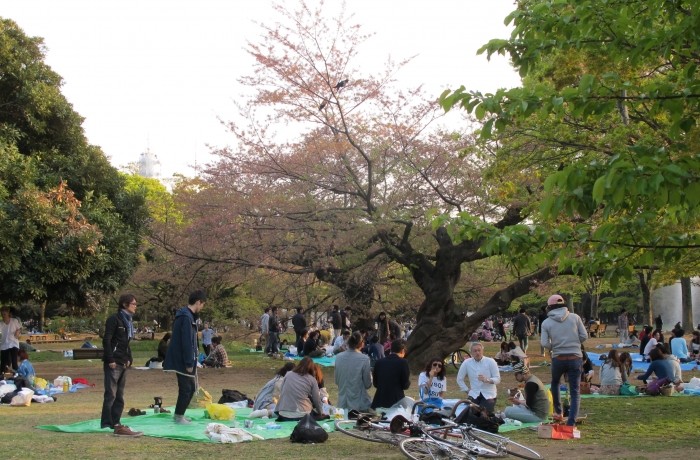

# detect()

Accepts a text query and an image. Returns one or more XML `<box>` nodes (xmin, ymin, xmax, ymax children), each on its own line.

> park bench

<box><xmin>587</xmin><ymin>323</ymin><xmax>599</xmax><ymax>337</ymax></box>
<box><xmin>72</xmin><ymin>348</ymin><xmax>104</xmax><ymax>360</ymax></box>
<box><xmin>597</xmin><ymin>323</ymin><xmax>608</xmax><ymax>336</ymax></box>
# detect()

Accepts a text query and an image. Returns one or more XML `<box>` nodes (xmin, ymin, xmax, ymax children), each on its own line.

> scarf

<box><xmin>119</xmin><ymin>309</ymin><xmax>135</xmax><ymax>340</ymax></box>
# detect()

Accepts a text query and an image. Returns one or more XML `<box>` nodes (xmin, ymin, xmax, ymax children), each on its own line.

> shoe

<box><xmin>159</xmin><ymin>408</ymin><xmax>171</xmax><ymax>414</ymax></box>
<box><xmin>128</xmin><ymin>408</ymin><xmax>146</xmax><ymax>416</ymax></box>
<box><xmin>113</xmin><ymin>425</ymin><xmax>143</xmax><ymax>437</ymax></box>
<box><xmin>173</xmin><ymin>415</ymin><xmax>192</xmax><ymax>425</ymax></box>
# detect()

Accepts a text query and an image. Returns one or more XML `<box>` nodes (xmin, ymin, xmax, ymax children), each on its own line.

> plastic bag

<box><xmin>190</xmin><ymin>387</ymin><xmax>213</xmax><ymax>408</ymax></box>
<box><xmin>205</xmin><ymin>403</ymin><xmax>235</xmax><ymax>420</ymax></box>
<box><xmin>10</xmin><ymin>388</ymin><xmax>34</xmax><ymax>406</ymax></box>
<box><xmin>290</xmin><ymin>414</ymin><xmax>328</xmax><ymax>443</ymax></box>
<box><xmin>205</xmin><ymin>423</ymin><xmax>256</xmax><ymax>443</ymax></box>
<box><xmin>34</xmin><ymin>377</ymin><xmax>48</xmax><ymax>390</ymax></box>
<box><xmin>619</xmin><ymin>383</ymin><xmax>639</xmax><ymax>396</ymax></box>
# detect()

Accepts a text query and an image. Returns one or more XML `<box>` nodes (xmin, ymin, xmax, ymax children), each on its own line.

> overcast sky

<box><xmin>2</xmin><ymin>0</ymin><xmax>521</xmax><ymax>178</ymax></box>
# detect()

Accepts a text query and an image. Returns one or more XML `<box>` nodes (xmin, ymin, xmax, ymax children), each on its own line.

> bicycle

<box><xmin>334</xmin><ymin>414</ymin><xmax>409</xmax><ymax>446</ymax></box>
<box><xmin>398</xmin><ymin>401</ymin><xmax>542</xmax><ymax>460</ymax></box>
<box><xmin>449</xmin><ymin>348</ymin><xmax>471</xmax><ymax>369</ymax></box>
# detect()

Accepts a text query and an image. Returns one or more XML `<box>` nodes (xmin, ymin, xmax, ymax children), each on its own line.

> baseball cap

<box><xmin>547</xmin><ymin>294</ymin><xmax>565</xmax><ymax>306</ymax></box>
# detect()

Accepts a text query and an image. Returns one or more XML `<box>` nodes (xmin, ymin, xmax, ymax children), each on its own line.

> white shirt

<box><xmin>260</xmin><ymin>313</ymin><xmax>270</xmax><ymax>334</ymax></box>
<box><xmin>418</xmin><ymin>371</ymin><xmax>447</xmax><ymax>399</ymax></box>
<box><xmin>0</xmin><ymin>317</ymin><xmax>21</xmax><ymax>350</ymax></box>
<box><xmin>643</xmin><ymin>338</ymin><xmax>658</xmax><ymax>358</ymax></box>
<box><xmin>456</xmin><ymin>356</ymin><xmax>500</xmax><ymax>400</ymax></box>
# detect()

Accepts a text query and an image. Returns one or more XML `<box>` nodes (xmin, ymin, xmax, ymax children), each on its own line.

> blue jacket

<box><xmin>163</xmin><ymin>306</ymin><xmax>198</xmax><ymax>373</ymax></box>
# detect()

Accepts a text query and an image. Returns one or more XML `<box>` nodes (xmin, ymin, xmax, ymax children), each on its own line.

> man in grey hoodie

<box><xmin>540</xmin><ymin>294</ymin><xmax>588</xmax><ymax>426</ymax></box>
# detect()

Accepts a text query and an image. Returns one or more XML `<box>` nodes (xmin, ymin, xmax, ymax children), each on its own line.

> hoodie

<box><xmin>540</xmin><ymin>307</ymin><xmax>588</xmax><ymax>357</ymax></box>
<box><xmin>163</xmin><ymin>306</ymin><xmax>199</xmax><ymax>373</ymax></box>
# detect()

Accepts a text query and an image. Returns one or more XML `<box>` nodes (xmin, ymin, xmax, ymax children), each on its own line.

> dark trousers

<box><xmin>175</xmin><ymin>371</ymin><xmax>197</xmax><ymax>416</ymax></box>
<box><xmin>202</xmin><ymin>344</ymin><xmax>211</xmax><ymax>356</ymax></box>
<box><xmin>101</xmin><ymin>363</ymin><xmax>127</xmax><ymax>429</ymax></box>
<box><xmin>1</xmin><ymin>347</ymin><xmax>19</xmax><ymax>373</ymax></box>
<box><xmin>551</xmin><ymin>356</ymin><xmax>583</xmax><ymax>426</ymax></box>
<box><xmin>469</xmin><ymin>394</ymin><xmax>496</xmax><ymax>414</ymax></box>
<box><xmin>268</xmin><ymin>332</ymin><xmax>280</xmax><ymax>354</ymax></box>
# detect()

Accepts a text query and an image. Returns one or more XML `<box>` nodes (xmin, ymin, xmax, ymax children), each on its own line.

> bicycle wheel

<box><xmin>400</xmin><ymin>437</ymin><xmax>476</xmax><ymax>460</ymax></box>
<box><xmin>467</xmin><ymin>427</ymin><xmax>542</xmax><ymax>460</ymax></box>
<box><xmin>423</xmin><ymin>426</ymin><xmax>503</xmax><ymax>458</ymax></box>
<box><xmin>451</xmin><ymin>349</ymin><xmax>471</xmax><ymax>369</ymax></box>
<box><xmin>334</xmin><ymin>419</ymin><xmax>405</xmax><ymax>445</ymax></box>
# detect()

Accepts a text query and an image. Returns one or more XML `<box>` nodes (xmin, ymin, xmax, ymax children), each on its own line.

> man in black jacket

<box><xmin>291</xmin><ymin>307</ymin><xmax>306</xmax><ymax>345</ymax></box>
<box><xmin>371</xmin><ymin>339</ymin><xmax>412</xmax><ymax>410</ymax></box>
<box><xmin>100</xmin><ymin>294</ymin><xmax>142</xmax><ymax>437</ymax></box>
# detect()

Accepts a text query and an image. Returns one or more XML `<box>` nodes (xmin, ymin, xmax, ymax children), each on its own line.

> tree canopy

<box><xmin>0</xmin><ymin>18</ymin><xmax>149</xmax><ymax>321</ymax></box>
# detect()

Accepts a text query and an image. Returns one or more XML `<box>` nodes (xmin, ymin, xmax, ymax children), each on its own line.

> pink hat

<box><xmin>547</xmin><ymin>294</ymin><xmax>565</xmax><ymax>306</ymax></box>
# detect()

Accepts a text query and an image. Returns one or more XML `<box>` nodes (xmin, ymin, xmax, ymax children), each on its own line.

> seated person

<box><xmin>81</xmin><ymin>339</ymin><xmax>98</xmax><ymax>349</ymax></box>
<box><xmin>637</xmin><ymin>348</ymin><xmax>674</xmax><ymax>385</ymax></box>
<box><xmin>657</xmin><ymin>344</ymin><xmax>683</xmax><ymax>388</ymax></box>
<box><xmin>19</xmin><ymin>340</ymin><xmax>37</xmax><ymax>353</ymax></box>
<box><xmin>670</xmin><ymin>329</ymin><xmax>692</xmax><ymax>363</ymax></box>
<box><xmin>503</xmin><ymin>361</ymin><xmax>549</xmax><ymax>423</ymax></box>
<box><xmin>418</xmin><ymin>358</ymin><xmax>447</xmax><ymax>405</ymax></box>
<box><xmin>303</xmin><ymin>330</ymin><xmax>325</xmax><ymax>358</ymax></box>
<box><xmin>295</xmin><ymin>327</ymin><xmax>309</xmax><ymax>356</ymax></box>
<box><xmin>367</xmin><ymin>333</ymin><xmax>385</xmax><ymax>368</ymax></box>
<box><xmin>507</xmin><ymin>341</ymin><xmax>528</xmax><ymax>364</ymax></box>
<box><xmin>599</xmin><ymin>349</ymin><xmax>626</xmax><ymax>395</ymax></box>
<box><xmin>494</xmin><ymin>342</ymin><xmax>511</xmax><ymax>366</ymax></box>
<box><xmin>252</xmin><ymin>362</ymin><xmax>295</xmax><ymax>416</ymax></box>
<box><xmin>332</xmin><ymin>329</ymin><xmax>351</xmax><ymax>354</ymax></box>
<box><xmin>622</xmin><ymin>330</ymin><xmax>640</xmax><ymax>347</ymax></box>
<box><xmin>371</xmin><ymin>339</ymin><xmax>413</xmax><ymax>411</ymax></box>
<box><xmin>16</xmin><ymin>349</ymin><xmax>35</xmax><ymax>380</ymax></box>
<box><xmin>691</xmin><ymin>331</ymin><xmax>700</xmax><ymax>360</ymax></box>
<box><xmin>203</xmin><ymin>336</ymin><xmax>229</xmax><ymax>367</ymax></box>
<box><xmin>275</xmin><ymin>357</ymin><xmax>326</xmax><ymax>421</ymax></box>
<box><xmin>642</xmin><ymin>330</ymin><xmax>661</xmax><ymax>361</ymax></box>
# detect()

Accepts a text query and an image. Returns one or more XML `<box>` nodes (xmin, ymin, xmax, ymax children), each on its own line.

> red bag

<box><xmin>537</xmin><ymin>424</ymin><xmax>581</xmax><ymax>440</ymax></box>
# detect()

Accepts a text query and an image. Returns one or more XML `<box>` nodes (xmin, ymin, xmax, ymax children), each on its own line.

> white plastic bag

<box><xmin>205</xmin><ymin>423</ymin><xmax>262</xmax><ymax>443</ymax></box>
<box><xmin>685</xmin><ymin>377</ymin><xmax>700</xmax><ymax>390</ymax></box>
<box><xmin>11</xmin><ymin>388</ymin><xmax>34</xmax><ymax>406</ymax></box>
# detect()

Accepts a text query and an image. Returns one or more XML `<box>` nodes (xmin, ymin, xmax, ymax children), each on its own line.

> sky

<box><xmin>1</xmin><ymin>0</ymin><xmax>522</xmax><ymax>178</ymax></box>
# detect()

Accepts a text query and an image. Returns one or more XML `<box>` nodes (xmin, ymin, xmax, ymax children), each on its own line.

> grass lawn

<box><xmin>2</xmin><ymin>334</ymin><xmax>698</xmax><ymax>459</ymax></box>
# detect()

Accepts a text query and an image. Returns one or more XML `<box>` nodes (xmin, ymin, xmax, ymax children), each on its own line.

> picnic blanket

<box><xmin>283</xmin><ymin>352</ymin><xmax>336</xmax><ymax>367</ymax></box>
<box><xmin>586</xmin><ymin>352</ymin><xmax>698</xmax><ymax>372</ymax></box>
<box><xmin>37</xmin><ymin>406</ymin><xmax>335</xmax><ymax>442</ymax></box>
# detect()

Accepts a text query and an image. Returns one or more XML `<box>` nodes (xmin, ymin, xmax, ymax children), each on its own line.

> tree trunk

<box><xmin>39</xmin><ymin>299</ymin><xmax>47</xmax><ymax>332</ymax></box>
<box><xmin>638</xmin><ymin>270</ymin><xmax>653</xmax><ymax>325</ymax></box>
<box><xmin>680</xmin><ymin>277</ymin><xmax>693</xmax><ymax>331</ymax></box>
<box><xmin>406</xmin><ymin>266</ymin><xmax>556</xmax><ymax>372</ymax></box>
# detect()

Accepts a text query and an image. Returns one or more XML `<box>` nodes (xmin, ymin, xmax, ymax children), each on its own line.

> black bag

<box><xmin>290</xmin><ymin>414</ymin><xmax>329</xmax><ymax>443</ymax></box>
<box><xmin>218</xmin><ymin>389</ymin><xmax>253</xmax><ymax>406</ymax></box>
<box><xmin>454</xmin><ymin>405</ymin><xmax>503</xmax><ymax>433</ymax></box>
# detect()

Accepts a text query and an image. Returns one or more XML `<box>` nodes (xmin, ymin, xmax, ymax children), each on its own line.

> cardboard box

<box><xmin>537</xmin><ymin>424</ymin><xmax>581</xmax><ymax>439</ymax></box>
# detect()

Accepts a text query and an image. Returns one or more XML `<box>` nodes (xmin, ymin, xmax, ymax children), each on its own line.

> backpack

<box><xmin>289</xmin><ymin>414</ymin><xmax>329</xmax><ymax>443</ymax></box>
<box><xmin>218</xmin><ymin>389</ymin><xmax>253</xmax><ymax>406</ymax></box>
<box><xmin>454</xmin><ymin>404</ymin><xmax>504</xmax><ymax>433</ymax></box>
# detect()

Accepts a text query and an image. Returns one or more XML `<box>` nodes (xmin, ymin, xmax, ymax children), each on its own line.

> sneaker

<box><xmin>113</xmin><ymin>425</ymin><xmax>143</xmax><ymax>437</ymax></box>
<box><xmin>173</xmin><ymin>415</ymin><xmax>192</xmax><ymax>425</ymax></box>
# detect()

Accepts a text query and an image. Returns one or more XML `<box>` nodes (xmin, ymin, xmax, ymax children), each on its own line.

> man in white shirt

<box><xmin>259</xmin><ymin>308</ymin><xmax>270</xmax><ymax>353</ymax></box>
<box><xmin>456</xmin><ymin>341</ymin><xmax>501</xmax><ymax>413</ymax></box>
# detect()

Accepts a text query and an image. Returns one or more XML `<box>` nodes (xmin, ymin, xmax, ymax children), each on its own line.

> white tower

<box><xmin>137</xmin><ymin>148</ymin><xmax>161</xmax><ymax>178</ymax></box>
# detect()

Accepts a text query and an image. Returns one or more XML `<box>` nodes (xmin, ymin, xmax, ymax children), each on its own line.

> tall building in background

<box><xmin>137</xmin><ymin>148</ymin><xmax>161</xmax><ymax>178</ymax></box>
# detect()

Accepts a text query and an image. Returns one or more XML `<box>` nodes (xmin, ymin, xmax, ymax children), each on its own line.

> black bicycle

<box><xmin>449</xmin><ymin>348</ymin><xmax>471</xmax><ymax>369</ymax></box>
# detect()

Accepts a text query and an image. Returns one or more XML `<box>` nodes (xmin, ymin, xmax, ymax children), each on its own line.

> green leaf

<box><xmin>592</xmin><ymin>176</ymin><xmax>607</xmax><ymax>203</ymax></box>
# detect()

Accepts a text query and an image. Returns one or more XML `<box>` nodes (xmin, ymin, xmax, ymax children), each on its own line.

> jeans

<box><xmin>550</xmin><ymin>356</ymin><xmax>582</xmax><ymax>426</ymax></box>
<box><xmin>518</xmin><ymin>335</ymin><xmax>529</xmax><ymax>352</ymax></box>
<box><xmin>101</xmin><ymin>363</ymin><xmax>128</xmax><ymax>428</ymax></box>
<box><xmin>175</xmin><ymin>371</ymin><xmax>197</xmax><ymax>416</ymax></box>
<box><xmin>504</xmin><ymin>404</ymin><xmax>544</xmax><ymax>423</ymax></box>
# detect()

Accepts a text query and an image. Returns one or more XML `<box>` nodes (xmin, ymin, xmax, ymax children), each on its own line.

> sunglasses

<box><xmin>432</xmin><ymin>363</ymin><xmax>443</xmax><ymax>368</ymax></box>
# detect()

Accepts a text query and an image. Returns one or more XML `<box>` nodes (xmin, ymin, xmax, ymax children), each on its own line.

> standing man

<box><xmin>371</xmin><ymin>339</ymin><xmax>412</xmax><ymax>411</ymax></box>
<box><xmin>164</xmin><ymin>289</ymin><xmax>207</xmax><ymax>424</ymax></box>
<box><xmin>100</xmin><ymin>294</ymin><xmax>142</xmax><ymax>437</ymax></box>
<box><xmin>201</xmin><ymin>322</ymin><xmax>214</xmax><ymax>356</ymax></box>
<box><xmin>291</xmin><ymin>307</ymin><xmax>306</xmax><ymax>345</ymax></box>
<box><xmin>512</xmin><ymin>308</ymin><xmax>532</xmax><ymax>353</ymax></box>
<box><xmin>267</xmin><ymin>307</ymin><xmax>280</xmax><ymax>356</ymax></box>
<box><xmin>617</xmin><ymin>309</ymin><xmax>629</xmax><ymax>343</ymax></box>
<box><xmin>340</xmin><ymin>307</ymin><xmax>352</xmax><ymax>331</ymax></box>
<box><xmin>0</xmin><ymin>306</ymin><xmax>21</xmax><ymax>374</ymax></box>
<box><xmin>540</xmin><ymin>294</ymin><xmax>588</xmax><ymax>426</ymax></box>
<box><xmin>329</xmin><ymin>305</ymin><xmax>342</xmax><ymax>341</ymax></box>
<box><xmin>456</xmin><ymin>341</ymin><xmax>501</xmax><ymax>413</ymax></box>
<box><xmin>334</xmin><ymin>332</ymin><xmax>372</xmax><ymax>412</ymax></box>
<box><xmin>260</xmin><ymin>307</ymin><xmax>270</xmax><ymax>353</ymax></box>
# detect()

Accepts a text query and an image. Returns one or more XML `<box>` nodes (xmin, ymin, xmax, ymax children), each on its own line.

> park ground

<box><xmin>1</xmin><ymin>332</ymin><xmax>698</xmax><ymax>459</ymax></box>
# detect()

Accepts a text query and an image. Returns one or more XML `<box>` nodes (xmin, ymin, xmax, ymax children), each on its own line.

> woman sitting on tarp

<box><xmin>599</xmin><ymin>349</ymin><xmax>627</xmax><ymax>395</ymax></box>
<box><xmin>303</xmin><ymin>330</ymin><xmax>325</xmax><ymax>358</ymax></box>
<box><xmin>494</xmin><ymin>342</ymin><xmax>511</xmax><ymax>366</ymax></box>
<box><xmin>275</xmin><ymin>357</ymin><xmax>327</xmax><ymax>422</ymax></box>
<box><xmin>251</xmin><ymin>362</ymin><xmax>295</xmax><ymax>417</ymax></box>
<box><xmin>637</xmin><ymin>348</ymin><xmax>674</xmax><ymax>384</ymax></box>
<box><xmin>16</xmin><ymin>349</ymin><xmax>35</xmax><ymax>381</ymax></box>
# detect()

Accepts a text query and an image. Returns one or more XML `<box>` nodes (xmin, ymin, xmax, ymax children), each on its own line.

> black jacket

<box><xmin>291</xmin><ymin>313</ymin><xmax>306</xmax><ymax>333</ymax></box>
<box><xmin>102</xmin><ymin>312</ymin><xmax>132</xmax><ymax>366</ymax></box>
<box><xmin>371</xmin><ymin>354</ymin><xmax>410</xmax><ymax>409</ymax></box>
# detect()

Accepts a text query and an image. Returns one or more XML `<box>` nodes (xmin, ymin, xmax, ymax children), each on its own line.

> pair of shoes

<box><xmin>113</xmin><ymin>424</ymin><xmax>143</xmax><ymax>437</ymax></box>
<box><xmin>159</xmin><ymin>407</ymin><xmax>171</xmax><ymax>414</ymax></box>
<box><xmin>128</xmin><ymin>408</ymin><xmax>146</xmax><ymax>416</ymax></box>
<box><xmin>173</xmin><ymin>415</ymin><xmax>192</xmax><ymax>425</ymax></box>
